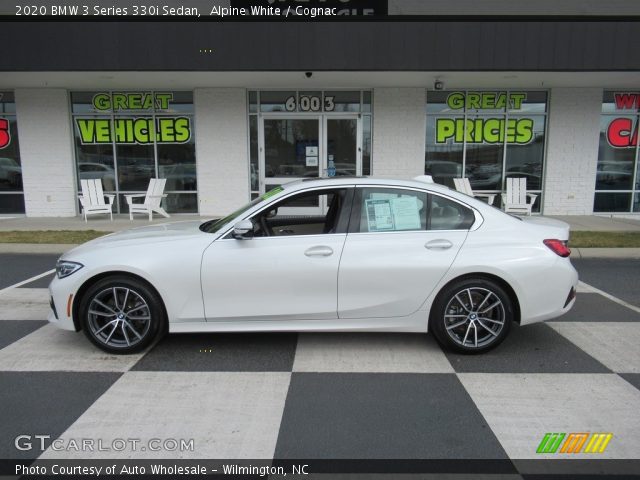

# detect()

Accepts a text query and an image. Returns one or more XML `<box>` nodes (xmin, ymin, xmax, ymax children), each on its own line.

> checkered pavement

<box><xmin>1</xmin><ymin>278</ymin><xmax>640</xmax><ymax>473</ymax></box>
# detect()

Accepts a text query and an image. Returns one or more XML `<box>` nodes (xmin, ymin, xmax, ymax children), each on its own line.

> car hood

<box><xmin>519</xmin><ymin>216</ymin><xmax>570</xmax><ymax>239</ymax></box>
<box><xmin>63</xmin><ymin>220</ymin><xmax>213</xmax><ymax>257</ymax></box>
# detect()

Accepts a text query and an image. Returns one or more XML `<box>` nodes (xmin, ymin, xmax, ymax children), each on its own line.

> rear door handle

<box><xmin>425</xmin><ymin>239</ymin><xmax>453</xmax><ymax>250</ymax></box>
<box><xmin>304</xmin><ymin>245</ymin><xmax>334</xmax><ymax>257</ymax></box>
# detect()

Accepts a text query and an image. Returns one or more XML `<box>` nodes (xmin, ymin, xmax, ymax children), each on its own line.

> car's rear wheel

<box><xmin>79</xmin><ymin>275</ymin><xmax>165</xmax><ymax>354</ymax></box>
<box><xmin>430</xmin><ymin>278</ymin><xmax>513</xmax><ymax>354</ymax></box>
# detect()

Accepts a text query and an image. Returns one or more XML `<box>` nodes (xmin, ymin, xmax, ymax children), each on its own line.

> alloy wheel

<box><xmin>87</xmin><ymin>286</ymin><xmax>152</xmax><ymax>349</ymax></box>
<box><xmin>443</xmin><ymin>287</ymin><xmax>506</xmax><ymax>349</ymax></box>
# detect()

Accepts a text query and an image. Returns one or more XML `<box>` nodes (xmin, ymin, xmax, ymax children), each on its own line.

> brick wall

<box><xmin>372</xmin><ymin>88</ymin><xmax>426</xmax><ymax>178</ymax></box>
<box><xmin>543</xmin><ymin>88</ymin><xmax>602</xmax><ymax>215</ymax></box>
<box><xmin>15</xmin><ymin>89</ymin><xmax>77</xmax><ymax>217</ymax></box>
<box><xmin>194</xmin><ymin>88</ymin><xmax>249</xmax><ymax>217</ymax></box>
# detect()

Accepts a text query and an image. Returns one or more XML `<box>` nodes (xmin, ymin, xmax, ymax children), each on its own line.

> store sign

<box><xmin>75</xmin><ymin>92</ymin><xmax>191</xmax><ymax>145</ymax></box>
<box><xmin>0</xmin><ymin>118</ymin><xmax>10</xmax><ymax>148</ymax></box>
<box><xmin>435</xmin><ymin>91</ymin><xmax>534</xmax><ymax>145</ymax></box>
<box><xmin>606</xmin><ymin>93</ymin><xmax>640</xmax><ymax>148</ymax></box>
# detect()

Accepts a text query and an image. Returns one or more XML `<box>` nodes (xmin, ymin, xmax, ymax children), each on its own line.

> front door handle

<box><xmin>304</xmin><ymin>245</ymin><xmax>334</xmax><ymax>257</ymax></box>
<box><xmin>425</xmin><ymin>239</ymin><xmax>453</xmax><ymax>250</ymax></box>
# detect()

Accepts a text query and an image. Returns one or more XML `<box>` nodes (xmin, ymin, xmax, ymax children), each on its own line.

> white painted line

<box><xmin>579</xmin><ymin>280</ymin><xmax>640</xmax><ymax>314</ymax></box>
<box><xmin>0</xmin><ymin>269</ymin><xmax>55</xmax><ymax>294</ymax></box>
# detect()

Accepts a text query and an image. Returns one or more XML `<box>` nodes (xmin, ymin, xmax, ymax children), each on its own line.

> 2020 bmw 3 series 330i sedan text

<box><xmin>49</xmin><ymin>177</ymin><xmax>577</xmax><ymax>354</ymax></box>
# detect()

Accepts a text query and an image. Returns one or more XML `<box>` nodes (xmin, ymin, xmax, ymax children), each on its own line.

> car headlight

<box><xmin>56</xmin><ymin>260</ymin><xmax>84</xmax><ymax>279</ymax></box>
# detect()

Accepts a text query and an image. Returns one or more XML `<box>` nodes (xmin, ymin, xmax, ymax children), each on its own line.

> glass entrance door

<box><xmin>259</xmin><ymin>114</ymin><xmax>361</xmax><ymax>214</ymax></box>
<box><xmin>325</xmin><ymin>116</ymin><xmax>360</xmax><ymax>177</ymax></box>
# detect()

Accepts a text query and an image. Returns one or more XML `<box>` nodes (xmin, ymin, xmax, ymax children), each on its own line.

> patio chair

<box><xmin>125</xmin><ymin>178</ymin><xmax>170</xmax><ymax>221</ymax></box>
<box><xmin>453</xmin><ymin>177</ymin><xmax>496</xmax><ymax>205</ymax></box>
<box><xmin>502</xmin><ymin>177</ymin><xmax>538</xmax><ymax>216</ymax></box>
<box><xmin>78</xmin><ymin>179</ymin><xmax>115</xmax><ymax>222</ymax></box>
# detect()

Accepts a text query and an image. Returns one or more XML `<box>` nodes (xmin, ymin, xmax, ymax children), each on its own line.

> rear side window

<box><xmin>430</xmin><ymin>194</ymin><xmax>475</xmax><ymax>230</ymax></box>
<box><xmin>355</xmin><ymin>188</ymin><xmax>428</xmax><ymax>233</ymax></box>
<box><xmin>351</xmin><ymin>187</ymin><xmax>475</xmax><ymax>232</ymax></box>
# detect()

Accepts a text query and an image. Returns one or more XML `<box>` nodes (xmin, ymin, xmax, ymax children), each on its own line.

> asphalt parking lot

<box><xmin>1</xmin><ymin>253</ymin><xmax>639</xmax><ymax>475</ymax></box>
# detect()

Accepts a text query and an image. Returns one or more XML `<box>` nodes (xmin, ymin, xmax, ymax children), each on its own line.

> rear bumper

<box><xmin>519</xmin><ymin>260</ymin><xmax>579</xmax><ymax>326</ymax></box>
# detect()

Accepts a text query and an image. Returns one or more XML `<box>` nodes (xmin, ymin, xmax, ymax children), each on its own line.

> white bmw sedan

<box><xmin>48</xmin><ymin>177</ymin><xmax>578</xmax><ymax>354</ymax></box>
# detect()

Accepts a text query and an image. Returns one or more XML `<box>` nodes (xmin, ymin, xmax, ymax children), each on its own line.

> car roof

<box><xmin>282</xmin><ymin>176</ymin><xmax>457</xmax><ymax>196</ymax></box>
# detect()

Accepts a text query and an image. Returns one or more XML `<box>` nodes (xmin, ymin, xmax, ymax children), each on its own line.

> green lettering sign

<box><xmin>435</xmin><ymin>117</ymin><xmax>534</xmax><ymax>145</ymax></box>
<box><xmin>91</xmin><ymin>92</ymin><xmax>175</xmax><ymax>111</ymax></box>
<box><xmin>75</xmin><ymin>117</ymin><xmax>192</xmax><ymax>145</ymax></box>
<box><xmin>445</xmin><ymin>91</ymin><xmax>528</xmax><ymax>111</ymax></box>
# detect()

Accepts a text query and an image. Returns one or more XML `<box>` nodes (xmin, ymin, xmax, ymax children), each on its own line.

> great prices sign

<box><xmin>435</xmin><ymin>91</ymin><xmax>534</xmax><ymax>145</ymax></box>
<box><xmin>606</xmin><ymin>93</ymin><xmax>640</xmax><ymax>148</ymax></box>
<box><xmin>75</xmin><ymin>92</ymin><xmax>191</xmax><ymax>145</ymax></box>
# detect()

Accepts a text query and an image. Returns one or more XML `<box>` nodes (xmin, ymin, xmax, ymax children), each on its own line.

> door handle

<box><xmin>304</xmin><ymin>246</ymin><xmax>334</xmax><ymax>257</ymax></box>
<box><xmin>425</xmin><ymin>239</ymin><xmax>453</xmax><ymax>250</ymax></box>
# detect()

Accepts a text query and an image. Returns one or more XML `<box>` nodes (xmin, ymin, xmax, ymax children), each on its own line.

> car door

<box><xmin>201</xmin><ymin>187</ymin><xmax>353</xmax><ymax>321</ymax></box>
<box><xmin>338</xmin><ymin>186</ymin><xmax>474</xmax><ymax>319</ymax></box>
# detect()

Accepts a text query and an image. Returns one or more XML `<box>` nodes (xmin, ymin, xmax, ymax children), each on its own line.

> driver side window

<box><xmin>251</xmin><ymin>188</ymin><xmax>351</xmax><ymax>237</ymax></box>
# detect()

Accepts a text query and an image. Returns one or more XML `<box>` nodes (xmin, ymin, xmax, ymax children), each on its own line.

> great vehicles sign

<box><xmin>434</xmin><ymin>91</ymin><xmax>534</xmax><ymax>145</ymax></box>
<box><xmin>75</xmin><ymin>92</ymin><xmax>191</xmax><ymax>145</ymax></box>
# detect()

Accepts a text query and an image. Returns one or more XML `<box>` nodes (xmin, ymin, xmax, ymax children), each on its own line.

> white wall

<box><xmin>543</xmin><ymin>88</ymin><xmax>602</xmax><ymax>215</ymax></box>
<box><xmin>15</xmin><ymin>89</ymin><xmax>77</xmax><ymax>217</ymax></box>
<box><xmin>194</xmin><ymin>88</ymin><xmax>249</xmax><ymax>217</ymax></box>
<box><xmin>372</xmin><ymin>88</ymin><xmax>426</xmax><ymax>178</ymax></box>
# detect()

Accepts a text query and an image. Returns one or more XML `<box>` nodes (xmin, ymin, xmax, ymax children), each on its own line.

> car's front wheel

<box><xmin>430</xmin><ymin>278</ymin><xmax>513</xmax><ymax>354</ymax></box>
<box><xmin>79</xmin><ymin>275</ymin><xmax>165</xmax><ymax>354</ymax></box>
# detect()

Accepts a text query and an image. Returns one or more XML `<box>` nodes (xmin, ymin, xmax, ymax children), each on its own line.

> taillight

<box><xmin>543</xmin><ymin>239</ymin><xmax>571</xmax><ymax>257</ymax></box>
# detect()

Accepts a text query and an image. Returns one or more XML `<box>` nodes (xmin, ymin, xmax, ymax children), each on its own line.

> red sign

<box><xmin>0</xmin><ymin>118</ymin><xmax>10</xmax><ymax>148</ymax></box>
<box><xmin>607</xmin><ymin>93</ymin><xmax>640</xmax><ymax>148</ymax></box>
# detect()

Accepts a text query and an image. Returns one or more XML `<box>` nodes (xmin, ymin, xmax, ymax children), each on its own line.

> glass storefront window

<box><xmin>0</xmin><ymin>91</ymin><xmax>24</xmax><ymax>214</ymax></box>
<box><xmin>425</xmin><ymin>90</ymin><xmax>547</xmax><ymax>213</ymax></box>
<box><xmin>71</xmin><ymin>91</ymin><xmax>197</xmax><ymax>214</ymax></box>
<box><xmin>260</xmin><ymin>91</ymin><xmax>297</xmax><ymax>112</ymax></box>
<box><xmin>327</xmin><ymin>91</ymin><xmax>361</xmax><ymax>112</ymax></box>
<box><xmin>594</xmin><ymin>92</ymin><xmax>640</xmax><ymax>213</ymax></box>
<box><xmin>505</xmin><ymin>115</ymin><xmax>546</xmax><ymax>191</ymax></box>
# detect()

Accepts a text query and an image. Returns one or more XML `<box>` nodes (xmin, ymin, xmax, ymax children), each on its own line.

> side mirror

<box><xmin>232</xmin><ymin>219</ymin><xmax>254</xmax><ymax>239</ymax></box>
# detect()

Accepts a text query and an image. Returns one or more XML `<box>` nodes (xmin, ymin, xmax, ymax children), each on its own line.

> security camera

<box><xmin>305</xmin><ymin>72</ymin><xmax>313</xmax><ymax>78</ymax></box>
<box><xmin>434</xmin><ymin>80</ymin><xmax>444</xmax><ymax>91</ymax></box>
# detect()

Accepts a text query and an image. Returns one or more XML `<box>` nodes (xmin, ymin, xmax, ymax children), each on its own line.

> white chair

<box><xmin>78</xmin><ymin>179</ymin><xmax>115</xmax><ymax>222</ymax></box>
<box><xmin>502</xmin><ymin>177</ymin><xmax>538</xmax><ymax>216</ymax></box>
<box><xmin>125</xmin><ymin>178</ymin><xmax>170</xmax><ymax>221</ymax></box>
<box><xmin>453</xmin><ymin>178</ymin><xmax>496</xmax><ymax>205</ymax></box>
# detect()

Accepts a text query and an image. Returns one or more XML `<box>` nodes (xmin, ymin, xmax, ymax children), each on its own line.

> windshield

<box><xmin>199</xmin><ymin>186</ymin><xmax>285</xmax><ymax>234</ymax></box>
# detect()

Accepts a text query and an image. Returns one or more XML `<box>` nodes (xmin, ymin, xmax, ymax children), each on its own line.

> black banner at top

<box><xmin>230</xmin><ymin>0</ymin><xmax>388</xmax><ymax>16</ymax></box>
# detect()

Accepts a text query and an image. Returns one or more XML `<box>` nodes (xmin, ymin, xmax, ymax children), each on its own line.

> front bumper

<box><xmin>48</xmin><ymin>276</ymin><xmax>79</xmax><ymax>331</ymax></box>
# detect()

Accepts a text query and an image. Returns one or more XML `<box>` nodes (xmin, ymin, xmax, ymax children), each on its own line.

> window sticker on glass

<box><xmin>390</xmin><ymin>196</ymin><xmax>422</xmax><ymax>230</ymax></box>
<box><xmin>370</xmin><ymin>192</ymin><xmax>399</xmax><ymax>201</ymax></box>
<box><xmin>365</xmin><ymin>199</ymin><xmax>394</xmax><ymax>231</ymax></box>
<box><xmin>261</xmin><ymin>186</ymin><xmax>283</xmax><ymax>200</ymax></box>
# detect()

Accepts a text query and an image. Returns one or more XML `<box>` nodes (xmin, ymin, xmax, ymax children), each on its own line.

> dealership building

<box><xmin>1</xmin><ymin>3</ymin><xmax>640</xmax><ymax>218</ymax></box>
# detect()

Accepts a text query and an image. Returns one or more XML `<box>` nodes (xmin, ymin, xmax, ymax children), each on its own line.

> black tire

<box><xmin>430</xmin><ymin>277</ymin><xmax>513</xmax><ymax>354</ymax></box>
<box><xmin>79</xmin><ymin>275</ymin><xmax>166</xmax><ymax>354</ymax></box>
